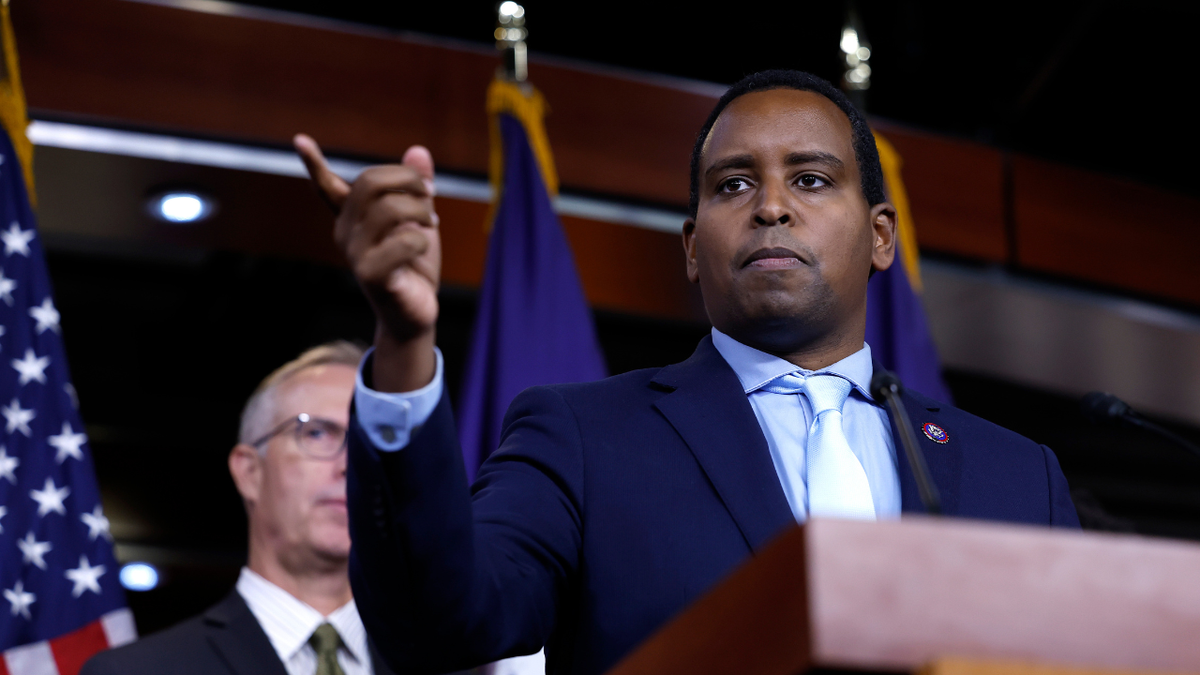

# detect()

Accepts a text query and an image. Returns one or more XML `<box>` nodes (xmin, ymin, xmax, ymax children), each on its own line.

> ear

<box><xmin>682</xmin><ymin>218</ymin><xmax>700</xmax><ymax>284</ymax></box>
<box><xmin>228</xmin><ymin>444</ymin><xmax>264</xmax><ymax>508</ymax></box>
<box><xmin>869</xmin><ymin>202</ymin><xmax>897</xmax><ymax>273</ymax></box>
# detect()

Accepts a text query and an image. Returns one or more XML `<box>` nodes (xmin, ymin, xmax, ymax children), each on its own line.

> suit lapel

<box><xmin>652</xmin><ymin>336</ymin><xmax>795</xmax><ymax>552</ymax></box>
<box><xmin>203</xmin><ymin>591</ymin><xmax>290</xmax><ymax>675</ymax></box>
<box><xmin>368</xmin><ymin>640</ymin><xmax>397</xmax><ymax>675</ymax></box>
<box><xmin>888</xmin><ymin>387</ymin><xmax>961</xmax><ymax>515</ymax></box>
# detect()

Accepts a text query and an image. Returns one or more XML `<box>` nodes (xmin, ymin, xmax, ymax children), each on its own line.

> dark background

<box><xmin>238</xmin><ymin>0</ymin><xmax>1198</xmax><ymax>198</ymax></box>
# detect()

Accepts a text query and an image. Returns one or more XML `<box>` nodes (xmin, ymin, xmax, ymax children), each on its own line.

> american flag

<box><xmin>0</xmin><ymin>117</ymin><xmax>136</xmax><ymax>673</ymax></box>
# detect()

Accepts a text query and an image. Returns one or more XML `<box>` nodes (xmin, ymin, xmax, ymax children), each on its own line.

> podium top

<box><xmin>610</xmin><ymin>517</ymin><xmax>1200</xmax><ymax>675</ymax></box>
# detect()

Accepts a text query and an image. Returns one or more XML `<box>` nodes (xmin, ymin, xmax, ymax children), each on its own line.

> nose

<box><xmin>752</xmin><ymin>179</ymin><xmax>792</xmax><ymax>227</ymax></box>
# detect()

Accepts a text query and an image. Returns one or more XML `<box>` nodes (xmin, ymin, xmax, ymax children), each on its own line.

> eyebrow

<box><xmin>785</xmin><ymin>151</ymin><xmax>844</xmax><ymax>170</ymax></box>
<box><xmin>704</xmin><ymin>151</ymin><xmax>845</xmax><ymax>179</ymax></box>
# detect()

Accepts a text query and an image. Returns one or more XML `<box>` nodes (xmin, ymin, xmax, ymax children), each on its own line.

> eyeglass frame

<box><xmin>249</xmin><ymin>413</ymin><xmax>349</xmax><ymax>459</ymax></box>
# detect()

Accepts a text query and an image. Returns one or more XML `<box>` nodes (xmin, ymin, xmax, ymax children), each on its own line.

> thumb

<box><xmin>294</xmin><ymin>133</ymin><xmax>351</xmax><ymax>211</ymax></box>
<box><xmin>402</xmin><ymin>145</ymin><xmax>437</xmax><ymax>195</ymax></box>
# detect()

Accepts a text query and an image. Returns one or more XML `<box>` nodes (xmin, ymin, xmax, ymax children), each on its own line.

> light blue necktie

<box><xmin>763</xmin><ymin>372</ymin><xmax>877</xmax><ymax>520</ymax></box>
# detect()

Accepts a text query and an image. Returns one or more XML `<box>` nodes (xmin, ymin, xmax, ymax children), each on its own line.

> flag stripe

<box><xmin>48</xmin><ymin>619</ymin><xmax>108</xmax><ymax>675</ymax></box>
<box><xmin>2</xmin><ymin>640</ymin><xmax>59</xmax><ymax>675</ymax></box>
<box><xmin>99</xmin><ymin>608</ymin><xmax>136</xmax><ymax>649</ymax></box>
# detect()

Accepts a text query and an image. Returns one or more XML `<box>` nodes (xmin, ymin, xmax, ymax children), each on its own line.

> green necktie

<box><xmin>309</xmin><ymin>623</ymin><xmax>345</xmax><ymax>675</ymax></box>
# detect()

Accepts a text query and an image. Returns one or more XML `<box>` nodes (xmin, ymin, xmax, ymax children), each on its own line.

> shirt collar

<box><xmin>236</xmin><ymin>567</ymin><xmax>369</xmax><ymax>666</ymax></box>
<box><xmin>710</xmin><ymin>327</ymin><xmax>877</xmax><ymax>401</ymax></box>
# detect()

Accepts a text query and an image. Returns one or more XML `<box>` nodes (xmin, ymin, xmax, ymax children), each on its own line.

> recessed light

<box><xmin>119</xmin><ymin>562</ymin><xmax>160</xmax><ymax>591</ymax></box>
<box><xmin>148</xmin><ymin>190</ymin><xmax>215</xmax><ymax>224</ymax></box>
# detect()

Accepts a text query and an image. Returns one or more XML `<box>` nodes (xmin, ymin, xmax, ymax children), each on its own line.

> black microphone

<box><xmin>1081</xmin><ymin>391</ymin><xmax>1200</xmax><ymax>461</ymax></box>
<box><xmin>870</xmin><ymin>370</ymin><xmax>942</xmax><ymax>515</ymax></box>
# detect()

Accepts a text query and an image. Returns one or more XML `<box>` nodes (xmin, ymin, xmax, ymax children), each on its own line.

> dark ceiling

<box><xmin>238</xmin><ymin>0</ymin><xmax>1199</xmax><ymax>199</ymax></box>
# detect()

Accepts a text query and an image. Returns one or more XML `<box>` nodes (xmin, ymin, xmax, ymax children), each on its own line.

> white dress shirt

<box><xmin>236</xmin><ymin>568</ymin><xmax>373</xmax><ymax>675</ymax></box>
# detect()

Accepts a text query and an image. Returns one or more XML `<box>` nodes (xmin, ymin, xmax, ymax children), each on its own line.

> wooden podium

<box><xmin>607</xmin><ymin>518</ymin><xmax>1200</xmax><ymax>675</ymax></box>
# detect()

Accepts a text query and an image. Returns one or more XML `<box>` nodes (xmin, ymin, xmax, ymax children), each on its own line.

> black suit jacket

<box><xmin>80</xmin><ymin>590</ymin><xmax>398</xmax><ymax>675</ymax></box>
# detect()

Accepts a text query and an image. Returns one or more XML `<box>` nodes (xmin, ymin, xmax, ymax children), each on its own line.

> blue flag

<box><xmin>865</xmin><ymin>134</ymin><xmax>952</xmax><ymax>403</ymax></box>
<box><xmin>0</xmin><ymin>9</ymin><xmax>134</xmax><ymax>670</ymax></box>
<box><xmin>457</xmin><ymin>82</ymin><xmax>607</xmax><ymax>483</ymax></box>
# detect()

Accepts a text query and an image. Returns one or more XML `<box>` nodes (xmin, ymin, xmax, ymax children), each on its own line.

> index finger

<box><xmin>294</xmin><ymin>133</ymin><xmax>351</xmax><ymax>212</ymax></box>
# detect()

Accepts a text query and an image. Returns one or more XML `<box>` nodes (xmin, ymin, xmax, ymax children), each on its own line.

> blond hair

<box><xmin>237</xmin><ymin>340</ymin><xmax>365</xmax><ymax>445</ymax></box>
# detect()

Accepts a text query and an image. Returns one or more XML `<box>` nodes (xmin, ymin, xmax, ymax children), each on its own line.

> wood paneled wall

<box><xmin>13</xmin><ymin>0</ymin><xmax>1200</xmax><ymax>311</ymax></box>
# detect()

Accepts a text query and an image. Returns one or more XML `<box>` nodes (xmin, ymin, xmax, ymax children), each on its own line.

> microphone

<box><xmin>870</xmin><ymin>370</ymin><xmax>942</xmax><ymax>515</ymax></box>
<box><xmin>1080</xmin><ymin>392</ymin><xmax>1200</xmax><ymax>461</ymax></box>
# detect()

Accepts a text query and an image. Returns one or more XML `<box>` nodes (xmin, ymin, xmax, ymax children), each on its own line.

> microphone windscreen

<box><xmin>1080</xmin><ymin>391</ymin><xmax>1133</xmax><ymax>425</ymax></box>
<box><xmin>870</xmin><ymin>369</ymin><xmax>903</xmax><ymax>401</ymax></box>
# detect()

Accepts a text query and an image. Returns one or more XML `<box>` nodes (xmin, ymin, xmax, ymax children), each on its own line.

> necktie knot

<box><xmin>803</xmin><ymin>374</ymin><xmax>852</xmax><ymax>416</ymax></box>
<box><xmin>310</xmin><ymin>623</ymin><xmax>344</xmax><ymax>675</ymax></box>
<box><xmin>762</xmin><ymin>372</ymin><xmax>852</xmax><ymax>416</ymax></box>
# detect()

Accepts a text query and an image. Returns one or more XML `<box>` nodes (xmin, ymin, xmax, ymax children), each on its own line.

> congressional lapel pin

<box><xmin>922</xmin><ymin>422</ymin><xmax>949</xmax><ymax>444</ymax></box>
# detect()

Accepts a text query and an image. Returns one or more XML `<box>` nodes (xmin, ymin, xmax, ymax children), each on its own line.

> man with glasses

<box><xmin>83</xmin><ymin>341</ymin><xmax>406</xmax><ymax>675</ymax></box>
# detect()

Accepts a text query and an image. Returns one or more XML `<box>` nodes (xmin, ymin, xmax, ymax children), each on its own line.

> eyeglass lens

<box><xmin>295</xmin><ymin>417</ymin><xmax>347</xmax><ymax>458</ymax></box>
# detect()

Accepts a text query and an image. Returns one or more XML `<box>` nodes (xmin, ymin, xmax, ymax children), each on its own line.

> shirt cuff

<box><xmin>354</xmin><ymin>346</ymin><xmax>444</xmax><ymax>452</ymax></box>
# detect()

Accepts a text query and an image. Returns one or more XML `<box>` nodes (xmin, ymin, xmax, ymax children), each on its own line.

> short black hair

<box><xmin>688</xmin><ymin>70</ymin><xmax>886</xmax><ymax>218</ymax></box>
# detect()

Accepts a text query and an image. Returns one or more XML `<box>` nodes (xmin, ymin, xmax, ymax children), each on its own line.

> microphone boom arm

<box><xmin>872</xmin><ymin>371</ymin><xmax>943</xmax><ymax>515</ymax></box>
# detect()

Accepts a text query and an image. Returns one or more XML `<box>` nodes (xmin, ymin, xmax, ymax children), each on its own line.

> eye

<box><xmin>717</xmin><ymin>176</ymin><xmax>752</xmax><ymax>194</ymax></box>
<box><xmin>797</xmin><ymin>174</ymin><xmax>829</xmax><ymax>189</ymax></box>
<box><xmin>301</xmin><ymin>422</ymin><xmax>331</xmax><ymax>440</ymax></box>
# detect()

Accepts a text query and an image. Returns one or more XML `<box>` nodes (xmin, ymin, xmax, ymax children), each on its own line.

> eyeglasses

<box><xmin>250</xmin><ymin>413</ymin><xmax>348</xmax><ymax>459</ymax></box>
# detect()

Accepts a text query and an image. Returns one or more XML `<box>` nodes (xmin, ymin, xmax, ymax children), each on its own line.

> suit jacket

<box><xmin>80</xmin><ymin>590</ymin><xmax>398</xmax><ymax>675</ymax></box>
<box><xmin>347</xmin><ymin>336</ymin><xmax>1079</xmax><ymax>675</ymax></box>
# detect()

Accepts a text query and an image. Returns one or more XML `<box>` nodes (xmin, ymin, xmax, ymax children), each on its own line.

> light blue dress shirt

<box><xmin>710</xmin><ymin>328</ymin><xmax>900</xmax><ymax>522</ymax></box>
<box><xmin>353</xmin><ymin>347</ymin><xmax>445</xmax><ymax>452</ymax></box>
<box><xmin>353</xmin><ymin>334</ymin><xmax>901</xmax><ymax>522</ymax></box>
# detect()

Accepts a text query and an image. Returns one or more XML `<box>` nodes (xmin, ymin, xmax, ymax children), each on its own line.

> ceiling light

<box><xmin>119</xmin><ymin>562</ymin><xmax>160</xmax><ymax>591</ymax></box>
<box><xmin>148</xmin><ymin>190</ymin><xmax>214</xmax><ymax>224</ymax></box>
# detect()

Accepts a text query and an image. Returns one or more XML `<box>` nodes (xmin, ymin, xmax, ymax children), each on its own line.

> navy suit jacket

<box><xmin>347</xmin><ymin>336</ymin><xmax>1079</xmax><ymax>675</ymax></box>
<box><xmin>80</xmin><ymin>591</ymin><xmax>399</xmax><ymax>675</ymax></box>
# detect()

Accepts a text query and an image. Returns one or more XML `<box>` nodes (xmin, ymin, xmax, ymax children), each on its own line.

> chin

<box><xmin>308</xmin><ymin>525</ymin><xmax>351</xmax><ymax>558</ymax></box>
<box><xmin>311</xmin><ymin>540</ymin><xmax>352</xmax><ymax>563</ymax></box>
<box><xmin>725</xmin><ymin>295</ymin><xmax>838</xmax><ymax>353</ymax></box>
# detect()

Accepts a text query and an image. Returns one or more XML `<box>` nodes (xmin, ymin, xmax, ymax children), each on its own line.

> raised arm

<box><xmin>295</xmin><ymin>134</ymin><xmax>440</xmax><ymax>394</ymax></box>
<box><xmin>294</xmin><ymin>136</ymin><xmax>579</xmax><ymax>673</ymax></box>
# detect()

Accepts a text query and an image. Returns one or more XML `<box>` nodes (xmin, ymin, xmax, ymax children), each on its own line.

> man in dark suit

<box><xmin>295</xmin><ymin>70</ymin><xmax>1079</xmax><ymax>675</ymax></box>
<box><xmin>82</xmin><ymin>342</ymin><xmax>400</xmax><ymax>675</ymax></box>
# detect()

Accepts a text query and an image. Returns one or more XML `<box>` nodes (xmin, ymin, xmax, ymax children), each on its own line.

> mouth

<box><xmin>742</xmin><ymin>247</ymin><xmax>805</xmax><ymax>270</ymax></box>
<box><xmin>317</xmin><ymin>497</ymin><xmax>347</xmax><ymax>509</ymax></box>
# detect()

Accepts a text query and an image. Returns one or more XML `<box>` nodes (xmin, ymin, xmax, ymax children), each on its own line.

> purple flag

<box><xmin>457</xmin><ymin>111</ymin><xmax>607</xmax><ymax>483</ymax></box>
<box><xmin>865</xmin><ymin>236</ymin><xmax>952</xmax><ymax>403</ymax></box>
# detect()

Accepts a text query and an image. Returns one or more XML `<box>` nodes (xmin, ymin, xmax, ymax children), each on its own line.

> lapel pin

<box><xmin>922</xmin><ymin>422</ymin><xmax>949</xmax><ymax>444</ymax></box>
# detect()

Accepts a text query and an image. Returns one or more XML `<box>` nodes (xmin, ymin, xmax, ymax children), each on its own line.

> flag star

<box><xmin>2</xmin><ymin>398</ymin><xmax>35</xmax><ymax>436</ymax></box>
<box><xmin>4</xmin><ymin>580</ymin><xmax>35</xmax><ymax>620</ymax></box>
<box><xmin>49</xmin><ymin>421</ymin><xmax>86</xmax><ymax>464</ymax></box>
<box><xmin>0</xmin><ymin>505</ymin><xmax>6</xmax><ymax>534</ymax></box>
<box><xmin>1</xmin><ymin>222</ymin><xmax>34</xmax><ymax>257</ymax></box>
<box><xmin>29</xmin><ymin>298</ymin><xmax>60</xmax><ymax>334</ymax></box>
<box><xmin>17</xmin><ymin>531</ymin><xmax>52</xmax><ymax>569</ymax></box>
<box><xmin>0</xmin><ymin>267</ymin><xmax>15</xmax><ymax>306</ymax></box>
<box><xmin>81</xmin><ymin>504</ymin><xmax>111</xmax><ymax>541</ymax></box>
<box><xmin>12</xmin><ymin>348</ymin><xmax>50</xmax><ymax>386</ymax></box>
<box><xmin>30</xmin><ymin>477</ymin><xmax>69</xmax><ymax>517</ymax></box>
<box><xmin>66</xmin><ymin>556</ymin><xmax>106</xmax><ymax>598</ymax></box>
<box><xmin>0</xmin><ymin>445</ymin><xmax>17</xmax><ymax>484</ymax></box>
